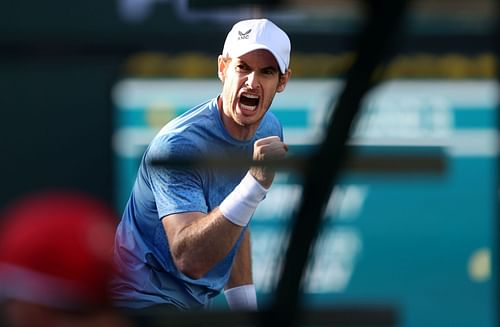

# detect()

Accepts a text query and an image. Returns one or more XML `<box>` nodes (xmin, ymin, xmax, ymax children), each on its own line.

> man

<box><xmin>112</xmin><ymin>18</ymin><xmax>292</xmax><ymax>311</ymax></box>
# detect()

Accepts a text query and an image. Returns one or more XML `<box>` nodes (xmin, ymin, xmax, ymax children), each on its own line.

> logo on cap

<box><xmin>238</xmin><ymin>29</ymin><xmax>252</xmax><ymax>40</ymax></box>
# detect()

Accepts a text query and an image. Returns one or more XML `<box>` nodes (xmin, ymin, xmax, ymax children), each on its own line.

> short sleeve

<box><xmin>146</xmin><ymin>134</ymin><xmax>208</xmax><ymax>219</ymax></box>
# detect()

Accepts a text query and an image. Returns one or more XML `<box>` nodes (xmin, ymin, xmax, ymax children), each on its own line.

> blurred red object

<box><xmin>0</xmin><ymin>190</ymin><xmax>118</xmax><ymax>309</ymax></box>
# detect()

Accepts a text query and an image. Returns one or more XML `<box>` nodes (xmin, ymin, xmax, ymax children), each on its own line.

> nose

<box><xmin>245</xmin><ymin>71</ymin><xmax>259</xmax><ymax>89</ymax></box>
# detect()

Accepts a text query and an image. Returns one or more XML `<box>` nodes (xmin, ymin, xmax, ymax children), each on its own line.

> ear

<box><xmin>217</xmin><ymin>55</ymin><xmax>227</xmax><ymax>82</ymax></box>
<box><xmin>276</xmin><ymin>69</ymin><xmax>292</xmax><ymax>93</ymax></box>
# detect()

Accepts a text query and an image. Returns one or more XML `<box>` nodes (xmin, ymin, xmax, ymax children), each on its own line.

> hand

<box><xmin>250</xmin><ymin>136</ymin><xmax>288</xmax><ymax>189</ymax></box>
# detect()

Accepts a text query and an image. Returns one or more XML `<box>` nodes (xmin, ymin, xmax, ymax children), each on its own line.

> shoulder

<box><xmin>257</xmin><ymin>111</ymin><xmax>283</xmax><ymax>137</ymax></box>
<box><xmin>262</xmin><ymin>111</ymin><xmax>281</xmax><ymax>127</ymax></box>
<box><xmin>147</xmin><ymin>99</ymin><xmax>218</xmax><ymax>158</ymax></box>
<box><xmin>148</xmin><ymin>131</ymin><xmax>200</xmax><ymax>162</ymax></box>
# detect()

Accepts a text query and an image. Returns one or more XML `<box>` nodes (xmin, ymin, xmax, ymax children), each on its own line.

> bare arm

<box><xmin>225</xmin><ymin>229</ymin><xmax>253</xmax><ymax>289</ymax></box>
<box><xmin>162</xmin><ymin>209</ymin><xmax>243</xmax><ymax>279</ymax></box>
<box><xmin>162</xmin><ymin>136</ymin><xmax>287</xmax><ymax>279</ymax></box>
<box><xmin>224</xmin><ymin>229</ymin><xmax>258</xmax><ymax>310</ymax></box>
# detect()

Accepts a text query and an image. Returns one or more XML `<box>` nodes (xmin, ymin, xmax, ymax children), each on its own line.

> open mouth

<box><xmin>239</xmin><ymin>93</ymin><xmax>260</xmax><ymax>111</ymax></box>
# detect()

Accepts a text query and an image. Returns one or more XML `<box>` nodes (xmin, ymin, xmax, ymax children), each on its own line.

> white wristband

<box><xmin>224</xmin><ymin>284</ymin><xmax>258</xmax><ymax>311</ymax></box>
<box><xmin>219</xmin><ymin>172</ymin><xmax>268</xmax><ymax>227</ymax></box>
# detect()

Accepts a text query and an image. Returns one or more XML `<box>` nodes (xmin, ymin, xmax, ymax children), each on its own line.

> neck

<box><xmin>217</xmin><ymin>97</ymin><xmax>256</xmax><ymax>141</ymax></box>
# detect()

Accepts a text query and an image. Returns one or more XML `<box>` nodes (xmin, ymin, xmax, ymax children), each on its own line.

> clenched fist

<box><xmin>250</xmin><ymin>136</ymin><xmax>288</xmax><ymax>189</ymax></box>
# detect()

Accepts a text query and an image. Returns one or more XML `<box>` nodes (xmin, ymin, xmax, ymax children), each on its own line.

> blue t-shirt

<box><xmin>112</xmin><ymin>97</ymin><xmax>283</xmax><ymax>309</ymax></box>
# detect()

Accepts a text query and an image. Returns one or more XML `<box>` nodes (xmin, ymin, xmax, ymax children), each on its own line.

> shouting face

<box><xmin>217</xmin><ymin>49</ymin><xmax>291</xmax><ymax>140</ymax></box>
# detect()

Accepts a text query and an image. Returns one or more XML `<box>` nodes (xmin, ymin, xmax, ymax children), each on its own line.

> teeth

<box><xmin>240</xmin><ymin>103</ymin><xmax>257</xmax><ymax>111</ymax></box>
<box><xmin>239</xmin><ymin>93</ymin><xmax>259</xmax><ymax>112</ymax></box>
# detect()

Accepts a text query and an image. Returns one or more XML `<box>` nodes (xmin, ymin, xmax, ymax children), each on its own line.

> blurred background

<box><xmin>0</xmin><ymin>0</ymin><xmax>498</xmax><ymax>326</ymax></box>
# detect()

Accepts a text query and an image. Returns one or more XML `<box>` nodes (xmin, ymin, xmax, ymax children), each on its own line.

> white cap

<box><xmin>222</xmin><ymin>18</ymin><xmax>291</xmax><ymax>74</ymax></box>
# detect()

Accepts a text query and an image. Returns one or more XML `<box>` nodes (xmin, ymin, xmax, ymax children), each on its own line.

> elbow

<box><xmin>173</xmin><ymin>253</ymin><xmax>207</xmax><ymax>280</ymax></box>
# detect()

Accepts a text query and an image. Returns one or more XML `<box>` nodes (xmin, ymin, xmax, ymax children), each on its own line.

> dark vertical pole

<box><xmin>261</xmin><ymin>1</ymin><xmax>409</xmax><ymax>326</ymax></box>
<box><xmin>495</xmin><ymin>1</ymin><xmax>500</xmax><ymax>327</ymax></box>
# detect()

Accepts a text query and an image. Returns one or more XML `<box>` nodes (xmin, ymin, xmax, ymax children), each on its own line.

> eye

<box><xmin>236</xmin><ymin>63</ymin><xmax>250</xmax><ymax>72</ymax></box>
<box><xmin>261</xmin><ymin>67</ymin><xmax>278</xmax><ymax>76</ymax></box>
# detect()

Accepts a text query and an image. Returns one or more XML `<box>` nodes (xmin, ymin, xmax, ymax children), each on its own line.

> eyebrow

<box><xmin>261</xmin><ymin>65</ymin><xmax>279</xmax><ymax>72</ymax></box>
<box><xmin>236</xmin><ymin>59</ymin><xmax>278</xmax><ymax>72</ymax></box>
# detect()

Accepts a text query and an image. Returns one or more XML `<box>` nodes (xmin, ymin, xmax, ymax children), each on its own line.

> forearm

<box><xmin>165</xmin><ymin>172</ymin><xmax>268</xmax><ymax>278</ymax></box>
<box><xmin>225</xmin><ymin>229</ymin><xmax>253</xmax><ymax>289</ymax></box>
<box><xmin>225</xmin><ymin>230</ymin><xmax>258</xmax><ymax>310</ymax></box>
<box><xmin>163</xmin><ymin>209</ymin><xmax>243</xmax><ymax>279</ymax></box>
